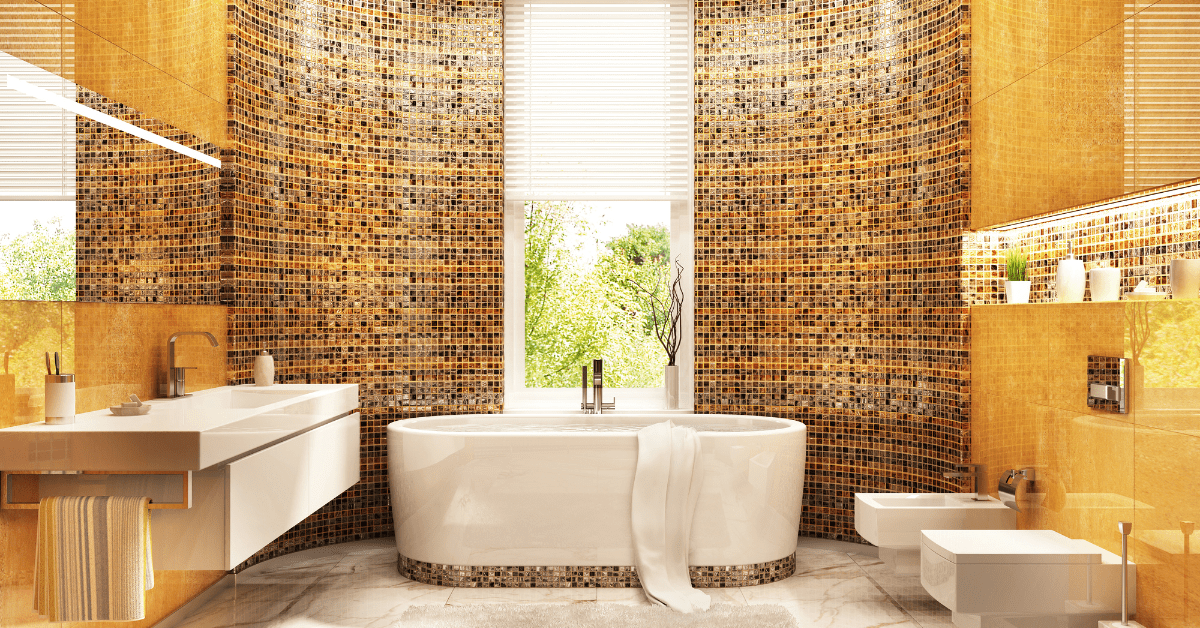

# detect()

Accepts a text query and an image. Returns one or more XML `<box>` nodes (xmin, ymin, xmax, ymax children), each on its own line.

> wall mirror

<box><xmin>0</xmin><ymin>1</ymin><xmax>225</xmax><ymax>304</ymax></box>
<box><xmin>0</xmin><ymin>3</ymin><xmax>226</xmax><ymax>427</ymax></box>
<box><xmin>971</xmin><ymin>0</ymin><xmax>1200</xmax><ymax>228</ymax></box>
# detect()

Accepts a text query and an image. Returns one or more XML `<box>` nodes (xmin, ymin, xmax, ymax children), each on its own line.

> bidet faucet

<box><xmin>167</xmin><ymin>331</ymin><xmax>219</xmax><ymax>398</ymax></box>
<box><xmin>580</xmin><ymin>359</ymin><xmax>615</xmax><ymax>414</ymax></box>
<box><xmin>944</xmin><ymin>463</ymin><xmax>989</xmax><ymax>501</ymax></box>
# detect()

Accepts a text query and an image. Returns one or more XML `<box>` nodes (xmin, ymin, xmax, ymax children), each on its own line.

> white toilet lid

<box><xmin>921</xmin><ymin>529</ymin><xmax>1103</xmax><ymax>564</ymax></box>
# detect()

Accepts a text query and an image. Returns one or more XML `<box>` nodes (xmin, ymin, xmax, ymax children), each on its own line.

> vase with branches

<box><xmin>630</xmin><ymin>256</ymin><xmax>684</xmax><ymax>407</ymax></box>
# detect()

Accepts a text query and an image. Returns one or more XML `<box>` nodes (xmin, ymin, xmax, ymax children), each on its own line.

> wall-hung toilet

<box><xmin>920</xmin><ymin>530</ymin><xmax>1135</xmax><ymax>628</ymax></box>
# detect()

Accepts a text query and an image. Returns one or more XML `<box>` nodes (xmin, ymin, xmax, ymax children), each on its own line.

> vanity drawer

<box><xmin>226</xmin><ymin>413</ymin><xmax>360</xmax><ymax>567</ymax></box>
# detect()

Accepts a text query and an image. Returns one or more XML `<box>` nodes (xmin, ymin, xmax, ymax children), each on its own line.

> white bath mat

<box><xmin>393</xmin><ymin>602</ymin><xmax>799</xmax><ymax>628</ymax></box>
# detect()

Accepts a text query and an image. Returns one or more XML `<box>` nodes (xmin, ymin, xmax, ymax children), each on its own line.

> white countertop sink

<box><xmin>856</xmin><ymin>492</ymin><xmax>1016</xmax><ymax>550</ymax></box>
<box><xmin>0</xmin><ymin>384</ymin><xmax>358</xmax><ymax>472</ymax></box>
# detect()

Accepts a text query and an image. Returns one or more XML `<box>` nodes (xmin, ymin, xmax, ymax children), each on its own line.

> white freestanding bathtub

<box><xmin>387</xmin><ymin>413</ymin><xmax>806</xmax><ymax>587</ymax></box>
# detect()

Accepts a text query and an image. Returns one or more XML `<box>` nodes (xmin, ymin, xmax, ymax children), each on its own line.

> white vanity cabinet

<box><xmin>225</xmin><ymin>413</ymin><xmax>359</xmax><ymax>566</ymax></box>
<box><xmin>0</xmin><ymin>384</ymin><xmax>360</xmax><ymax>571</ymax></box>
<box><xmin>153</xmin><ymin>411</ymin><xmax>360</xmax><ymax>570</ymax></box>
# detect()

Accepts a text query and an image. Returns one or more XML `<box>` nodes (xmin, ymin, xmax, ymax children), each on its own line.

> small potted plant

<box><xmin>1005</xmin><ymin>248</ymin><xmax>1030</xmax><ymax>304</ymax></box>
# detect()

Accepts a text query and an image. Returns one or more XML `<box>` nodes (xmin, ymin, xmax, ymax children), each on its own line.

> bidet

<box><xmin>943</xmin><ymin>463</ymin><xmax>989</xmax><ymax>501</ymax></box>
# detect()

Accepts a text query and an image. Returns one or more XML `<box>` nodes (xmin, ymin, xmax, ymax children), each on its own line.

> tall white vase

<box><xmin>1056</xmin><ymin>243</ymin><xmax>1085</xmax><ymax>303</ymax></box>
<box><xmin>1170</xmin><ymin>259</ymin><xmax>1200</xmax><ymax>299</ymax></box>
<box><xmin>664</xmin><ymin>365</ymin><xmax>679</xmax><ymax>409</ymax></box>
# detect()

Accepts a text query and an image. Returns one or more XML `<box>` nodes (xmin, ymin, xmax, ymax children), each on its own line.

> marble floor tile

<box><xmin>742</xmin><ymin>571</ymin><xmax>915</xmax><ymax>628</ymax></box>
<box><xmin>169</xmin><ymin>537</ymin><xmax>950</xmax><ymax>628</ymax></box>
<box><xmin>445</xmin><ymin>586</ymin><xmax>598</xmax><ymax>605</ymax></box>
<box><xmin>699</xmin><ymin>587</ymin><xmax>748</xmax><ymax>606</ymax></box>
<box><xmin>795</xmin><ymin>547</ymin><xmax>870</xmax><ymax>578</ymax></box>
<box><xmin>853</xmin><ymin>555</ymin><xmax>955</xmax><ymax>628</ymax></box>
<box><xmin>594</xmin><ymin>587</ymin><xmax>654</xmax><ymax>606</ymax></box>
<box><xmin>593</xmin><ymin>585</ymin><xmax>746</xmax><ymax>607</ymax></box>
<box><xmin>275</xmin><ymin>578</ymin><xmax>453</xmax><ymax>628</ymax></box>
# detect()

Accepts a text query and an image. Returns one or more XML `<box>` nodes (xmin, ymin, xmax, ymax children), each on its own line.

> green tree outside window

<box><xmin>524</xmin><ymin>201</ymin><xmax>668</xmax><ymax>388</ymax></box>
<box><xmin>0</xmin><ymin>217</ymin><xmax>76</xmax><ymax>302</ymax></box>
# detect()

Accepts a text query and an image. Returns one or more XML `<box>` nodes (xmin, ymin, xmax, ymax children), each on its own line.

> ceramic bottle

<box><xmin>1055</xmin><ymin>242</ymin><xmax>1085</xmax><ymax>303</ymax></box>
<box><xmin>254</xmin><ymin>350</ymin><xmax>275</xmax><ymax>386</ymax></box>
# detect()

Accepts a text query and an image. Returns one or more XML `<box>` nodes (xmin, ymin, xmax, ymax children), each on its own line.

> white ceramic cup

<box><xmin>1170</xmin><ymin>259</ymin><xmax>1200</xmax><ymax>299</ymax></box>
<box><xmin>1090</xmin><ymin>267</ymin><xmax>1121</xmax><ymax>302</ymax></box>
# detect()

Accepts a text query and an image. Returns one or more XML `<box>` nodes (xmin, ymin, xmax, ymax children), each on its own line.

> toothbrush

<box><xmin>45</xmin><ymin>352</ymin><xmax>52</xmax><ymax>375</ymax></box>
<box><xmin>54</xmin><ymin>352</ymin><xmax>59</xmax><ymax>375</ymax></box>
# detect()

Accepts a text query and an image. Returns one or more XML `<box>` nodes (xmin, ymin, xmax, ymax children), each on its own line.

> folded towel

<box><xmin>34</xmin><ymin>496</ymin><xmax>154</xmax><ymax>622</ymax></box>
<box><xmin>632</xmin><ymin>420</ymin><xmax>710</xmax><ymax>613</ymax></box>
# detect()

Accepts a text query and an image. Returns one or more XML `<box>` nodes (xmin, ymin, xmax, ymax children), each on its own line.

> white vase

<box><xmin>1055</xmin><ymin>244</ymin><xmax>1085</xmax><ymax>303</ymax></box>
<box><xmin>664</xmin><ymin>365</ymin><xmax>679</xmax><ymax>409</ymax></box>
<box><xmin>1005</xmin><ymin>280</ymin><xmax>1031</xmax><ymax>304</ymax></box>
<box><xmin>253</xmin><ymin>350</ymin><xmax>275</xmax><ymax>386</ymax></box>
<box><xmin>1170</xmin><ymin>259</ymin><xmax>1200</xmax><ymax>299</ymax></box>
<box><xmin>1089</xmin><ymin>267</ymin><xmax>1121</xmax><ymax>302</ymax></box>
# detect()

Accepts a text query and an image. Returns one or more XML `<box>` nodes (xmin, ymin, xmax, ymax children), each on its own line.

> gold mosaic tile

<box><xmin>694</xmin><ymin>0</ymin><xmax>972</xmax><ymax>542</ymax></box>
<box><xmin>223</xmin><ymin>0</ymin><xmax>505</xmax><ymax>568</ymax></box>
<box><xmin>397</xmin><ymin>553</ymin><xmax>796</xmax><ymax>589</ymax></box>
<box><xmin>75</xmin><ymin>89</ymin><xmax>222</xmax><ymax>305</ymax></box>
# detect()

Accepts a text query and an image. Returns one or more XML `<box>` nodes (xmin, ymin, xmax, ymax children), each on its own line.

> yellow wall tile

<box><xmin>0</xmin><ymin>303</ymin><xmax>227</xmax><ymax>627</ymax></box>
<box><xmin>975</xmin><ymin>301</ymin><xmax>1198</xmax><ymax>627</ymax></box>
<box><xmin>1132</xmin><ymin>427</ymin><xmax>1200</xmax><ymax>626</ymax></box>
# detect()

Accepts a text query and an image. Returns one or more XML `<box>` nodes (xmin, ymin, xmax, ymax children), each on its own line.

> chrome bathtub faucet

<box><xmin>167</xmin><ymin>331</ymin><xmax>219</xmax><ymax>398</ymax></box>
<box><xmin>944</xmin><ymin>463</ymin><xmax>989</xmax><ymax>501</ymax></box>
<box><xmin>580</xmin><ymin>358</ymin><xmax>615</xmax><ymax>414</ymax></box>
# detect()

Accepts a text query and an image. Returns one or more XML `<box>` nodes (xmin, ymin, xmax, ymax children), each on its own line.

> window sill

<box><xmin>504</xmin><ymin>387</ymin><xmax>693</xmax><ymax>413</ymax></box>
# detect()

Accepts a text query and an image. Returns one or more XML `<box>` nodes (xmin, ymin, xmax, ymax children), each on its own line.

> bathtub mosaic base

<box><xmin>397</xmin><ymin>553</ymin><xmax>796</xmax><ymax>588</ymax></box>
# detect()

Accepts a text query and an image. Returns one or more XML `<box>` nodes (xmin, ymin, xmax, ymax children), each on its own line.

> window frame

<box><xmin>503</xmin><ymin>199</ymin><xmax>694</xmax><ymax>412</ymax></box>
<box><xmin>501</xmin><ymin>0</ymin><xmax>695</xmax><ymax>412</ymax></box>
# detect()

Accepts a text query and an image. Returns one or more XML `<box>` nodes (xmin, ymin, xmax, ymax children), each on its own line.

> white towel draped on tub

<box><xmin>631</xmin><ymin>420</ymin><xmax>710</xmax><ymax>613</ymax></box>
<box><xmin>34</xmin><ymin>495</ymin><xmax>154</xmax><ymax>622</ymax></box>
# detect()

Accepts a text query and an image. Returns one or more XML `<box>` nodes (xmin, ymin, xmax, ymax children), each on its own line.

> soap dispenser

<box><xmin>253</xmin><ymin>350</ymin><xmax>275</xmax><ymax>386</ymax></box>
<box><xmin>1055</xmin><ymin>241</ymin><xmax>1085</xmax><ymax>303</ymax></box>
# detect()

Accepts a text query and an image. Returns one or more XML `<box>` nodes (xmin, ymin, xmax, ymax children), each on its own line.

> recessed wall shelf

<box><xmin>0</xmin><ymin>470</ymin><xmax>192</xmax><ymax>510</ymax></box>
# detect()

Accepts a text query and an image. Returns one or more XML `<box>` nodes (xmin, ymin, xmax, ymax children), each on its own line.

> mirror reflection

<box><xmin>2</xmin><ymin>2</ymin><xmax>1199</xmax><ymax>300</ymax></box>
<box><xmin>0</xmin><ymin>51</ymin><xmax>76</xmax><ymax>302</ymax></box>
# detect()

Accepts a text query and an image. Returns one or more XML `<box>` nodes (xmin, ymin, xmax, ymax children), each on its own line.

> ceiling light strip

<box><xmin>5</xmin><ymin>74</ymin><xmax>221</xmax><ymax>168</ymax></box>
<box><xmin>985</xmin><ymin>180</ymin><xmax>1200</xmax><ymax>235</ymax></box>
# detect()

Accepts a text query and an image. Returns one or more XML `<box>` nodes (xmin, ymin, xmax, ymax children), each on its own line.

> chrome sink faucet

<box><xmin>580</xmin><ymin>359</ymin><xmax>615</xmax><ymax>414</ymax></box>
<box><xmin>944</xmin><ymin>463</ymin><xmax>989</xmax><ymax>501</ymax></box>
<box><xmin>167</xmin><ymin>331</ymin><xmax>219</xmax><ymax>398</ymax></box>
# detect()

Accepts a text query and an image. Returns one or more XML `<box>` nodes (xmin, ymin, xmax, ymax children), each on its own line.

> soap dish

<box><xmin>109</xmin><ymin>404</ymin><xmax>151</xmax><ymax>416</ymax></box>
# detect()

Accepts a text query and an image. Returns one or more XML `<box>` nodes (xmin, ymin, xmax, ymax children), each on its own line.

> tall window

<box><xmin>504</xmin><ymin>0</ymin><xmax>692</xmax><ymax>407</ymax></box>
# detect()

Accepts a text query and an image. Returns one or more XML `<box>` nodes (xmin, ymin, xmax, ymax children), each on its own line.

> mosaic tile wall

<box><xmin>693</xmin><ymin>0</ymin><xmax>972</xmax><ymax>541</ymax></box>
<box><xmin>75</xmin><ymin>89</ymin><xmax>222</xmax><ymax>304</ymax></box>
<box><xmin>965</xmin><ymin>181</ymin><xmax>1200</xmax><ymax>306</ymax></box>
<box><xmin>223</xmin><ymin>0</ymin><xmax>504</xmax><ymax>566</ymax></box>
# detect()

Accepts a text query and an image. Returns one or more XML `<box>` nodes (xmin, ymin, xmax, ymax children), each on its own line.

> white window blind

<box><xmin>1124</xmin><ymin>3</ymin><xmax>1200</xmax><ymax>192</ymax></box>
<box><xmin>0</xmin><ymin>49</ymin><xmax>75</xmax><ymax>200</ymax></box>
<box><xmin>504</xmin><ymin>0</ymin><xmax>691</xmax><ymax>201</ymax></box>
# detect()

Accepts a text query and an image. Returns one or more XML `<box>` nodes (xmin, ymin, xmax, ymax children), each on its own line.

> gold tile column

<box><xmin>694</xmin><ymin>0</ymin><xmax>972</xmax><ymax>541</ymax></box>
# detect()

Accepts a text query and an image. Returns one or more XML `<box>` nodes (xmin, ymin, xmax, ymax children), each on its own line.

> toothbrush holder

<box><xmin>45</xmin><ymin>373</ymin><xmax>75</xmax><ymax>425</ymax></box>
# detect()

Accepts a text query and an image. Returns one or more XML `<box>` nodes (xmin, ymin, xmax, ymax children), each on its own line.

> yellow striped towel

<box><xmin>34</xmin><ymin>496</ymin><xmax>154</xmax><ymax>622</ymax></box>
